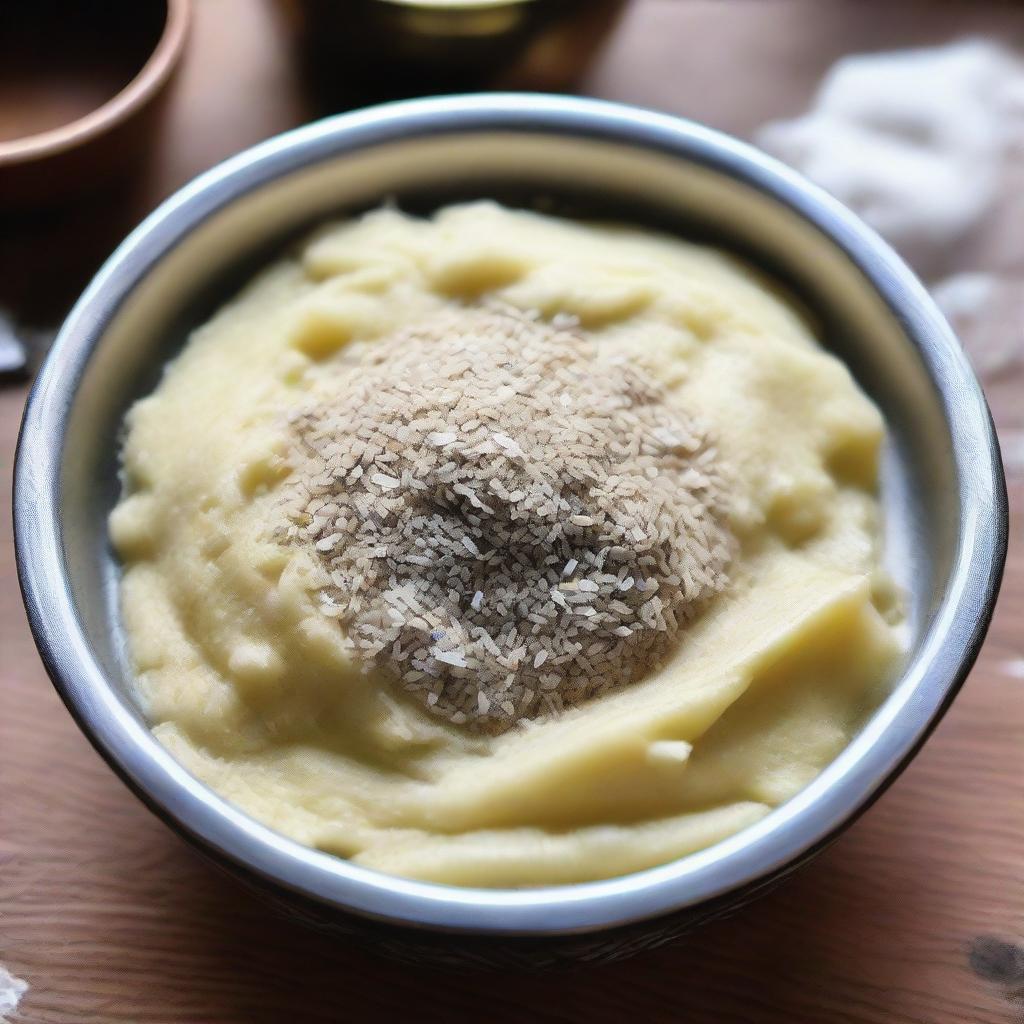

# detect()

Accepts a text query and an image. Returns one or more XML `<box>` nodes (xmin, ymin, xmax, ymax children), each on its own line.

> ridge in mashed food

<box><xmin>110</xmin><ymin>201</ymin><xmax>904</xmax><ymax>888</ymax></box>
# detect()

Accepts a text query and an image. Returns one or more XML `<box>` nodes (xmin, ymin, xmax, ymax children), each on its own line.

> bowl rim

<box><xmin>0</xmin><ymin>0</ymin><xmax>190</xmax><ymax>165</ymax></box>
<box><xmin>13</xmin><ymin>93</ymin><xmax>1008</xmax><ymax>936</ymax></box>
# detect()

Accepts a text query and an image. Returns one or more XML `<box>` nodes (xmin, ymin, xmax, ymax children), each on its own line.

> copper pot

<box><xmin>0</xmin><ymin>0</ymin><xmax>190</xmax><ymax>207</ymax></box>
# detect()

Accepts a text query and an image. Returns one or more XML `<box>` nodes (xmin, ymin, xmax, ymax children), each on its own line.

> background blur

<box><xmin>2</xmin><ymin>3</ymin><xmax>1023</xmax><ymax>1023</ymax></box>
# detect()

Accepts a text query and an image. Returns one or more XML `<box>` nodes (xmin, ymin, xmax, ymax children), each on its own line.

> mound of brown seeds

<box><xmin>283</xmin><ymin>306</ymin><xmax>735</xmax><ymax>733</ymax></box>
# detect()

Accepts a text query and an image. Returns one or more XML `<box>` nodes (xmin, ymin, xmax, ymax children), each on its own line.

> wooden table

<box><xmin>3</xmin><ymin>2</ymin><xmax>1022</xmax><ymax>1021</ymax></box>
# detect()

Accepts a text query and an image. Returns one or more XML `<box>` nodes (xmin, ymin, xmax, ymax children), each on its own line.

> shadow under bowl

<box><xmin>13</xmin><ymin>94</ymin><xmax>1007</xmax><ymax>966</ymax></box>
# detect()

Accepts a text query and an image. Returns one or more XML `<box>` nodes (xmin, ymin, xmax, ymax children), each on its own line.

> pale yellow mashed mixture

<box><xmin>111</xmin><ymin>202</ymin><xmax>903</xmax><ymax>887</ymax></box>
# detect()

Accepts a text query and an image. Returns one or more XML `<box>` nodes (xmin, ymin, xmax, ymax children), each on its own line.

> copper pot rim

<box><xmin>0</xmin><ymin>0</ymin><xmax>190</xmax><ymax>167</ymax></box>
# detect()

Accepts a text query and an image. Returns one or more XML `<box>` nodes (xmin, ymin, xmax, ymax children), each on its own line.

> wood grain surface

<box><xmin>2</xmin><ymin>2</ymin><xmax>1023</xmax><ymax>1021</ymax></box>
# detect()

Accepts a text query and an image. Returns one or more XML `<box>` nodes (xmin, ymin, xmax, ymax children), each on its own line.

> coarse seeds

<box><xmin>283</xmin><ymin>305</ymin><xmax>735</xmax><ymax>733</ymax></box>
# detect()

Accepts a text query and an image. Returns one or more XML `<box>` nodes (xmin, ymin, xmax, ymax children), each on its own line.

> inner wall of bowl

<box><xmin>60</xmin><ymin>131</ymin><xmax>954</xmax><ymax>725</ymax></box>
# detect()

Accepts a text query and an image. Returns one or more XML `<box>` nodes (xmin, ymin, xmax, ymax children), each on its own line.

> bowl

<box><xmin>0</xmin><ymin>0</ymin><xmax>190</xmax><ymax>206</ymax></box>
<box><xmin>13</xmin><ymin>94</ymin><xmax>1007</xmax><ymax>966</ymax></box>
<box><xmin>284</xmin><ymin>0</ymin><xmax>628</xmax><ymax>100</ymax></box>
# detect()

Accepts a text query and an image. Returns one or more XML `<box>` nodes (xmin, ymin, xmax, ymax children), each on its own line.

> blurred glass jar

<box><xmin>282</xmin><ymin>0</ymin><xmax>628</xmax><ymax>102</ymax></box>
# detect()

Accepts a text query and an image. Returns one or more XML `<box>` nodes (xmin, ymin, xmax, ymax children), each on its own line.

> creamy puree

<box><xmin>111</xmin><ymin>202</ymin><xmax>903</xmax><ymax>887</ymax></box>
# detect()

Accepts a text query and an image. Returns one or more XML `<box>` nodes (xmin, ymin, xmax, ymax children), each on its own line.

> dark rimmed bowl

<box><xmin>283</xmin><ymin>0</ymin><xmax>628</xmax><ymax>98</ymax></box>
<box><xmin>13</xmin><ymin>94</ymin><xmax>1007</xmax><ymax>966</ymax></box>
